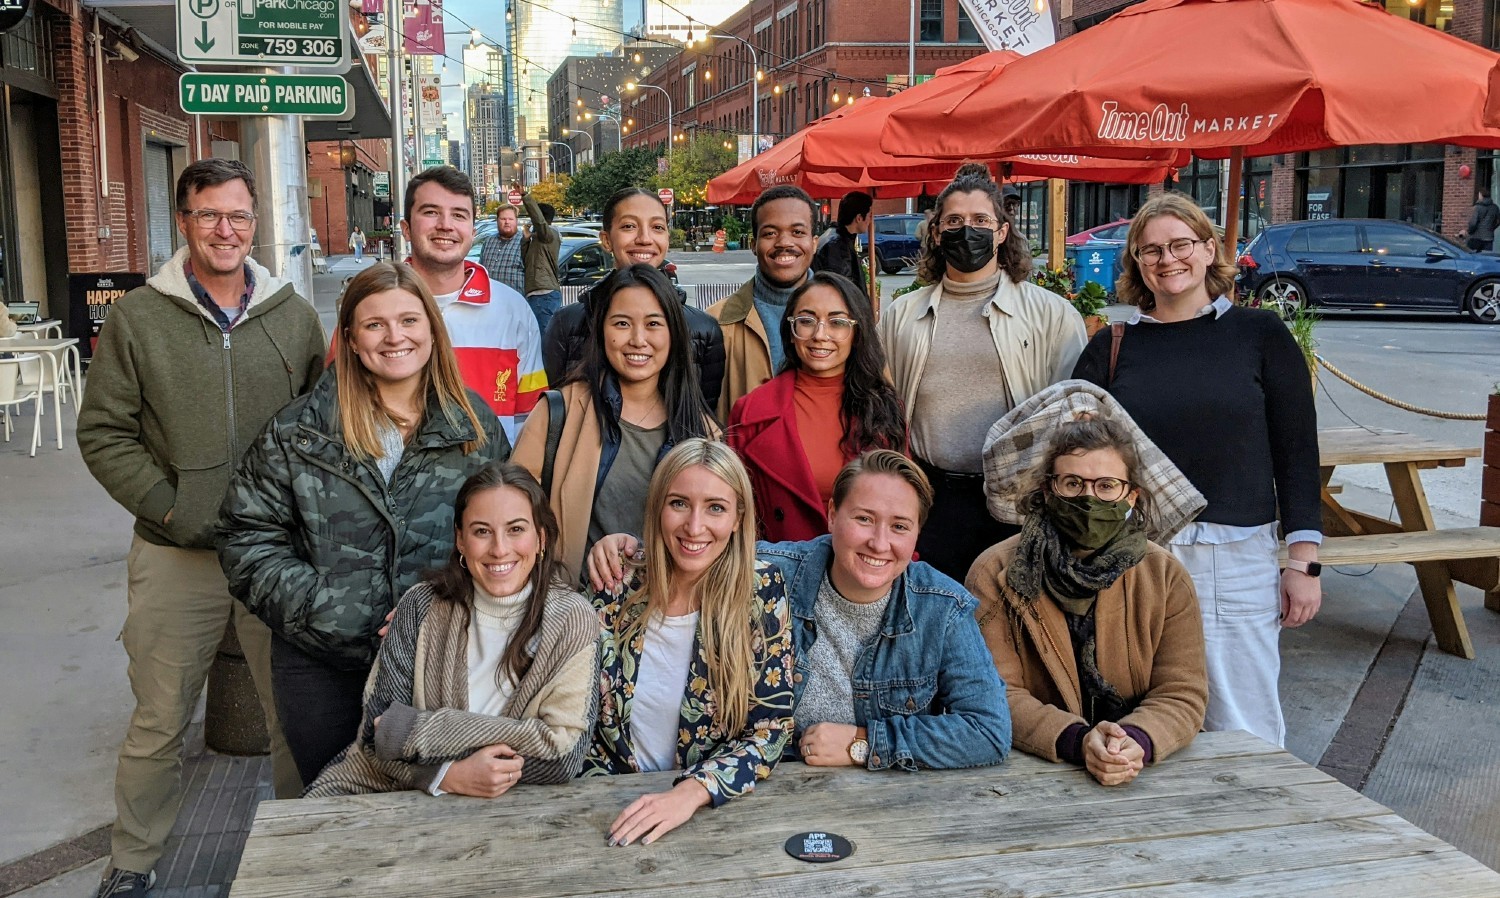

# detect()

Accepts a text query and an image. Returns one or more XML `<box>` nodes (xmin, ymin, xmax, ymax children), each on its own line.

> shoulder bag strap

<box><xmin>540</xmin><ymin>390</ymin><xmax>566</xmax><ymax>496</ymax></box>
<box><xmin>1107</xmin><ymin>322</ymin><xmax>1125</xmax><ymax>387</ymax></box>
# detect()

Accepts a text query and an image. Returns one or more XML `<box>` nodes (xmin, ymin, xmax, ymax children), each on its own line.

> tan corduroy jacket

<box><xmin>877</xmin><ymin>275</ymin><xmax>1087</xmax><ymax>440</ymax></box>
<box><xmin>707</xmin><ymin>280</ymin><xmax>773</xmax><ymax>422</ymax></box>
<box><xmin>512</xmin><ymin>382</ymin><xmax>605</xmax><ymax>582</ymax></box>
<box><xmin>967</xmin><ymin>538</ymin><xmax>1208</xmax><ymax>764</ymax></box>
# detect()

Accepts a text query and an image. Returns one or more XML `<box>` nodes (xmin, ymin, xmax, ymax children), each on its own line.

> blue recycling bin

<box><xmin>1066</xmin><ymin>241</ymin><xmax>1122</xmax><ymax>295</ymax></box>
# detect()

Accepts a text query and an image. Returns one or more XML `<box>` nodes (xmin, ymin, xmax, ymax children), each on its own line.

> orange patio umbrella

<box><xmin>880</xmin><ymin>0</ymin><xmax>1500</xmax><ymax>246</ymax></box>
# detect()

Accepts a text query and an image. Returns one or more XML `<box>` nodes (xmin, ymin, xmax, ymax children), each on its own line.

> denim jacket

<box><xmin>758</xmin><ymin>535</ymin><xmax>1012</xmax><ymax>771</ymax></box>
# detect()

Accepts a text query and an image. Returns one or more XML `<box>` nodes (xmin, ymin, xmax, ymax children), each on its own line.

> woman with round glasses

<box><xmin>969</xmin><ymin>416</ymin><xmax>1206</xmax><ymax>787</ymax></box>
<box><xmin>879</xmin><ymin>163</ymin><xmax>1086</xmax><ymax>581</ymax></box>
<box><xmin>1071</xmin><ymin>191</ymin><xmax>1319</xmax><ymax>748</ymax></box>
<box><xmin>728</xmin><ymin>272</ymin><xmax>906</xmax><ymax>542</ymax></box>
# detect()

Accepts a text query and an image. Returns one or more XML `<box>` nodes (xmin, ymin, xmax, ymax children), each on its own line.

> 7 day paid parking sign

<box><xmin>177</xmin><ymin>0</ymin><xmax>348</xmax><ymax>67</ymax></box>
<box><xmin>180</xmin><ymin>74</ymin><xmax>351</xmax><ymax>116</ymax></box>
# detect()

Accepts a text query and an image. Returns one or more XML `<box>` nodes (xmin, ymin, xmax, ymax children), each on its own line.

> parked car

<box><xmin>856</xmin><ymin>214</ymin><xmax>924</xmax><ymax>274</ymax></box>
<box><xmin>466</xmin><ymin>236</ymin><xmax>678</xmax><ymax>286</ymax></box>
<box><xmin>1065</xmin><ymin>219</ymin><xmax>1131</xmax><ymax>246</ymax></box>
<box><xmin>1237</xmin><ymin>219</ymin><xmax>1500</xmax><ymax>324</ymax></box>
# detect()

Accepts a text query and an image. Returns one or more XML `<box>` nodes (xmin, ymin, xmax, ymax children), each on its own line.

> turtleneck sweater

<box><xmin>467</xmin><ymin>582</ymin><xmax>533</xmax><ymax>715</ymax></box>
<box><xmin>793</xmin><ymin>368</ymin><xmax>848</xmax><ymax>507</ymax></box>
<box><xmin>911</xmin><ymin>272</ymin><xmax>1009</xmax><ymax>472</ymax></box>
<box><xmin>752</xmin><ymin>270</ymin><xmax>800</xmax><ymax>371</ymax></box>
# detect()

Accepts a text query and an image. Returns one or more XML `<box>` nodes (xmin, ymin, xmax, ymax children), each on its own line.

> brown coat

<box><xmin>512</xmin><ymin>382</ymin><xmax>603</xmax><ymax>583</ymax></box>
<box><xmin>967</xmin><ymin>538</ymin><xmax>1208</xmax><ymax>764</ymax></box>
<box><xmin>707</xmin><ymin>280</ymin><xmax>773</xmax><ymax>422</ymax></box>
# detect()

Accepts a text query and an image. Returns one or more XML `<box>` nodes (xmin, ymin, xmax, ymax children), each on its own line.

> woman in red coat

<box><xmin>728</xmin><ymin>272</ymin><xmax>907</xmax><ymax>541</ymax></box>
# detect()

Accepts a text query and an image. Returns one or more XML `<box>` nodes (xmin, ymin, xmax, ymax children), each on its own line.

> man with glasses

<box><xmin>78</xmin><ymin>158</ymin><xmax>325</xmax><ymax>898</ymax></box>
<box><xmin>879</xmin><ymin>167</ymin><xmax>1085</xmax><ymax>581</ymax></box>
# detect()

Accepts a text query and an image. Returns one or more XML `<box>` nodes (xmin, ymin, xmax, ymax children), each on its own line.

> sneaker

<box><xmin>94</xmin><ymin>868</ymin><xmax>155</xmax><ymax>897</ymax></box>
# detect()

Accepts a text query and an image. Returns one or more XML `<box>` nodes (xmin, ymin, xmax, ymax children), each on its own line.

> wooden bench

<box><xmin>1281</xmin><ymin>526</ymin><xmax>1500</xmax><ymax>656</ymax></box>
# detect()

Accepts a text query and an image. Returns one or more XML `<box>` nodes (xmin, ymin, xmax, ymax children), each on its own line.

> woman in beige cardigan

<box><xmin>968</xmin><ymin>415</ymin><xmax>1207</xmax><ymax>787</ymax></box>
<box><xmin>513</xmin><ymin>265</ymin><xmax>717</xmax><ymax>582</ymax></box>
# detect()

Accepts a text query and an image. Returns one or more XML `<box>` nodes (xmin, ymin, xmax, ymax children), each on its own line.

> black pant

<box><xmin>914</xmin><ymin>459</ymin><xmax>1021</xmax><ymax>584</ymax></box>
<box><xmin>270</xmin><ymin>633</ymin><xmax>371</xmax><ymax>787</ymax></box>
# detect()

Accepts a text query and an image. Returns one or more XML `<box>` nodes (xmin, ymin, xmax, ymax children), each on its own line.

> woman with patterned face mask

<box><xmin>967</xmin><ymin>416</ymin><xmax>1207</xmax><ymax>788</ymax></box>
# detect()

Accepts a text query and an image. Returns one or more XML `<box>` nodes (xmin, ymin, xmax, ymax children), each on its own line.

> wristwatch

<box><xmin>1286</xmin><ymin>559</ymin><xmax>1322</xmax><ymax>577</ymax></box>
<box><xmin>847</xmin><ymin>737</ymin><xmax>869</xmax><ymax>764</ymax></box>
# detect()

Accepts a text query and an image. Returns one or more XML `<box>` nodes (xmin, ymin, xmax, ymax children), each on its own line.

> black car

<box><xmin>856</xmin><ymin>214</ymin><xmax>924</xmax><ymax>274</ymax></box>
<box><xmin>469</xmin><ymin>236</ymin><xmax>678</xmax><ymax>286</ymax></box>
<box><xmin>1237</xmin><ymin>219</ymin><xmax>1500</xmax><ymax>323</ymax></box>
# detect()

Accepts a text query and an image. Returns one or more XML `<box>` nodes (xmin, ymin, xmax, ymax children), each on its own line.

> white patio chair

<box><xmin>0</xmin><ymin>353</ymin><xmax>43</xmax><ymax>456</ymax></box>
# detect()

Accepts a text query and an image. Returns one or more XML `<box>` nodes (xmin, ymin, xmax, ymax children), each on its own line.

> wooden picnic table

<box><xmin>1316</xmin><ymin>427</ymin><xmax>1498</xmax><ymax>659</ymax></box>
<box><xmin>229</xmin><ymin>731</ymin><xmax>1500</xmax><ymax>897</ymax></box>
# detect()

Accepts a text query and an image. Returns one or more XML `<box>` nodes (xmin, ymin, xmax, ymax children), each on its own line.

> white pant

<box><xmin>1169</xmin><ymin>523</ymin><xmax>1286</xmax><ymax>747</ymax></box>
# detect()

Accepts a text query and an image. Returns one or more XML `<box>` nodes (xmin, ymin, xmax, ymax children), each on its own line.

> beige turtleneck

<box><xmin>910</xmin><ymin>272</ymin><xmax>1010</xmax><ymax>473</ymax></box>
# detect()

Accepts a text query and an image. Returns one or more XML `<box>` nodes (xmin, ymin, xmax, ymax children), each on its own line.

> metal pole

<box><xmin>566</xmin><ymin>129</ymin><xmax>594</xmax><ymax>165</ymax></box>
<box><xmin>907</xmin><ymin>0</ymin><xmax>916</xmax><ymax>214</ymax></box>
<box><xmin>242</xmin><ymin>76</ymin><xmax>314</xmax><ymax>301</ymax></box>
<box><xmin>386</xmin><ymin>0</ymin><xmax>407</xmax><ymax>257</ymax></box>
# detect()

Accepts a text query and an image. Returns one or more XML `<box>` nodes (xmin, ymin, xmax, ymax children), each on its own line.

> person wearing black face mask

<box><xmin>878</xmin><ymin>165</ymin><xmax>1087</xmax><ymax>582</ymax></box>
<box><xmin>968</xmin><ymin>416</ymin><xmax>1207</xmax><ymax>788</ymax></box>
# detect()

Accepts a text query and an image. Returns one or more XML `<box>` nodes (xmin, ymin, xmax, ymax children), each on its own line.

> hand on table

<box><xmin>608</xmin><ymin>778</ymin><xmax>710</xmax><ymax>846</ymax></box>
<box><xmin>799</xmin><ymin>723</ymin><xmax>863</xmax><ymax>767</ymax></box>
<box><xmin>586</xmin><ymin>533</ymin><xmax>643</xmax><ymax>593</ymax></box>
<box><xmin>438</xmin><ymin>744</ymin><xmax>523</xmax><ymax>798</ymax></box>
<box><xmin>1083</xmin><ymin>721</ymin><xmax>1143</xmax><ymax>787</ymax></box>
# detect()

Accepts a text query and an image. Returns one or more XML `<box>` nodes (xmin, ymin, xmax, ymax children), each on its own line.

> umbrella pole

<box><xmin>1047</xmin><ymin>179</ymin><xmax>1067</xmax><ymax>271</ymax></box>
<box><xmin>868</xmin><ymin>211</ymin><xmax>880</xmax><ymax>321</ymax></box>
<box><xmin>1225</xmin><ymin>146</ymin><xmax>1244</xmax><ymax>256</ymax></box>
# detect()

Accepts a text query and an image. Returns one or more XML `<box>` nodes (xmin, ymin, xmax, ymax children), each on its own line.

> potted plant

<box><xmin>1071</xmin><ymin>281</ymin><xmax>1111</xmax><ymax>337</ymax></box>
<box><xmin>1281</xmin><ymin>300</ymin><xmax>1320</xmax><ymax>390</ymax></box>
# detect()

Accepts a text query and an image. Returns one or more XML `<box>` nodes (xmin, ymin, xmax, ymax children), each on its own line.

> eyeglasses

<box><xmin>939</xmin><ymin>214</ymin><xmax>1001</xmax><ymax>231</ymax></box>
<box><xmin>183</xmin><ymin>209</ymin><xmax>257</xmax><ymax>231</ymax></box>
<box><xmin>1133</xmin><ymin>237</ymin><xmax>1208</xmax><ymax>266</ymax></box>
<box><xmin>1047</xmin><ymin>474</ymin><xmax>1133</xmax><ymax>502</ymax></box>
<box><xmin>790</xmin><ymin>315</ymin><xmax>857</xmax><ymax>341</ymax></box>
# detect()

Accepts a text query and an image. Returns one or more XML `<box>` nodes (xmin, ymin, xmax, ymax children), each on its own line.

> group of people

<box><xmin>77</xmin><ymin>156</ymin><xmax>1320</xmax><ymax>898</ymax></box>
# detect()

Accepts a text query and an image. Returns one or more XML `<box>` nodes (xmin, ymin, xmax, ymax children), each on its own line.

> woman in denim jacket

<box><xmin>592</xmin><ymin>450</ymin><xmax>1010</xmax><ymax>771</ymax></box>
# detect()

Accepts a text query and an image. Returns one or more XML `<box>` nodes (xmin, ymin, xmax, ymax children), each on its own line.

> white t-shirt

<box><xmin>630</xmin><ymin>611</ymin><xmax>700</xmax><ymax>773</ymax></box>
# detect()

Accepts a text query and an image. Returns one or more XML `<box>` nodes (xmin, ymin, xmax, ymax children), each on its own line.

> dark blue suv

<box><xmin>1237</xmin><ymin>219</ymin><xmax>1500</xmax><ymax>323</ymax></box>
<box><xmin>857</xmin><ymin>214</ymin><xmax>925</xmax><ymax>274</ymax></box>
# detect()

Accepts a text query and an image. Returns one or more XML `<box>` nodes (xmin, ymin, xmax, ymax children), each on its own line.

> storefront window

<box><xmin>1242</xmin><ymin>156</ymin><xmax>1273</xmax><ymax>239</ymax></box>
<box><xmin>1296</xmin><ymin>145</ymin><xmax>1442</xmax><ymax>231</ymax></box>
<box><xmin>920</xmin><ymin>0</ymin><xmax>943</xmax><ymax>41</ymax></box>
<box><xmin>957</xmin><ymin>8</ymin><xmax>982</xmax><ymax>43</ymax></box>
<box><xmin>1176</xmin><ymin>158</ymin><xmax>1221</xmax><ymax>216</ymax></box>
<box><xmin>1384</xmin><ymin>0</ymin><xmax>1452</xmax><ymax>31</ymax></box>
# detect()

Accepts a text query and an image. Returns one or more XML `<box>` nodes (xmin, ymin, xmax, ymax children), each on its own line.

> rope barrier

<box><xmin>1314</xmin><ymin>354</ymin><xmax>1487</xmax><ymax>421</ymax></box>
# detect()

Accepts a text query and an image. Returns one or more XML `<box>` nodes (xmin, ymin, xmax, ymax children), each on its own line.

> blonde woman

<box><xmin>584</xmin><ymin>438</ymin><xmax>794</xmax><ymax>846</ymax></box>
<box><xmin>219</xmin><ymin>261</ymin><xmax>509</xmax><ymax>785</ymax></box>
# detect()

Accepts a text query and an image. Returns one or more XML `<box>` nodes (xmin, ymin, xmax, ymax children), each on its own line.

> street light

<box><xmin>579</xmin><ymin>108</ymin><xmax>623</xmax><ymax>153</ymax></box>
<box><xmin>625</xmin><ymin>80</ymin><xmax>673</xmax><ymax>162</ymax></box>
<box><xmin>535</xmin><ymin>139</ymin><xmax>575</xmax><ymax>175</ymax></box>
<box><xmin>562</xmin><ymin>127</ymin><xmax>594</xmax><ymax>165</ymax></box>
<box><xmin>710</xmin><ymin>32</ymin><xmax>759</xmax><ymax>158</ymax></box>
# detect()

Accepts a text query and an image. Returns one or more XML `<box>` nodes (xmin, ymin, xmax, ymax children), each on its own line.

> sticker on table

<box><xmin>785</xmin><ymin>831</ymin><xmax>854</xmax><ymax>863</ymax></box>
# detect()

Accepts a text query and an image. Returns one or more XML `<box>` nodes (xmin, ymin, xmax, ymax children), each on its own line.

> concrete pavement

<box><xmin>0</xmin><ymin>272</ymin><xmax>1496</xmax><ymax>896</ymax></box>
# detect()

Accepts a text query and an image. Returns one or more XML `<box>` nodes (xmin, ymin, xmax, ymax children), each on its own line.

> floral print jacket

<box><xmin>582</xmin><ymin>560</ymin><xmax>795</xmax><ymax>807</ymax></box>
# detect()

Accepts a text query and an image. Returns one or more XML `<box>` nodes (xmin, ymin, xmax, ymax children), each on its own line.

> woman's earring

<box><xmin>459</xmin><ymin>554</ymin><xmax>469</xmax><ymax>570</ymax></box>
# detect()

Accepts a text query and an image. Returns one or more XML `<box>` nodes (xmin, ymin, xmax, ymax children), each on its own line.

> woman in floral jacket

<box><xmin>583</xmin><ymin>439</ymin><xmax>794</xmax><ymax>847</ymax></box>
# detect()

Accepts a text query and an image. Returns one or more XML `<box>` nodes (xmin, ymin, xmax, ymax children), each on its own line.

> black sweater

<box><xmin>1072</xmin><ymin>305</ymin><xmax>1321</xmax><ymax>535</ymax></box>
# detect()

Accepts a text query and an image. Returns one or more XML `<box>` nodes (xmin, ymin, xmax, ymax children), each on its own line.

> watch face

<box><xmin>1306</xmin><ymin>561</ymin><xmax>1322</xmax><ymax>577</ymax></box>
<box><xmin>848</xmin><ymin>738</ymin><xmax>869</xmax><ymax>763</ymax></box>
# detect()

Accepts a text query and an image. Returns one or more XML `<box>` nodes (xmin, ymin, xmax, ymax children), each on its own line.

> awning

<box><xmin>83</xmin><ymin>0</ymin><xmax>392</xmax><ymax>141</ymax></box>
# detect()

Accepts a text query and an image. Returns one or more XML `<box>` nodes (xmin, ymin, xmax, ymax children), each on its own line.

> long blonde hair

<box><xmin>621</xmin><ymin>438</ymin><xmax>762</xmax><ymax>738</ymax></box>
<box><xmin>335</xmin><ymin>261</ymin><xmax>487</xmax><ymax>459</ymax></box>
<box><xmin>1116</xmin><ymin>191</ymin><xmax>1239</xmax><ymax>313</ymax></box>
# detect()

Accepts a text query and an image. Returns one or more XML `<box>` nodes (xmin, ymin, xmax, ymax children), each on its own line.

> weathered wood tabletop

<box><xmin>228</xmin><ymin>731</ymin><xmax>1500</xmax><ymax>897</ymax></box>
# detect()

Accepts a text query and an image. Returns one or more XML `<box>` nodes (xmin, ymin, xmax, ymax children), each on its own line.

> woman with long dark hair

<box><xmin>305</xmin><ymin>461</ymin><xmax>598</xmax><ymax>797</ymax></box>
<box><xmin>514</xmin><ymin>263</ymin><xmax>716</xmax><ymax>581</ymax></box>
<box><xmin>542</xmin><ymin>187</ymin><xmax>725</xmax><ymax>406</ymax></box>
<box><xmin>728</xmin><ymin>271</ymin><xmax>906</xmax><ymax>541</ymax></box>
<box><xmin>219</xmin><ymin>261</ymin><xmax>508</xmax><ymax>784</ymax></box>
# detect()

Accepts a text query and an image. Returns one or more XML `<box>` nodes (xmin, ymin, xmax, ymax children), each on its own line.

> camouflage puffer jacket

<box><xmin>218</xmin><ymin>368</ymin><xmax>511</xmax><ymax>670</ymax></box>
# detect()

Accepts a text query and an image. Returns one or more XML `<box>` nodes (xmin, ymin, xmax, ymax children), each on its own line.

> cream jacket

<box><xmin>877</xmin><ymin>274</ymin><xmax>1087</xmax><ymax>444</ymax></box>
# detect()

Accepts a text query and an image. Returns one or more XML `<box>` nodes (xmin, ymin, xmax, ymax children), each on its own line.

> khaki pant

<box><xmin>110</xmin><ymin>536</ymin><xmax>301</xmax><ymax>874</ymax></box>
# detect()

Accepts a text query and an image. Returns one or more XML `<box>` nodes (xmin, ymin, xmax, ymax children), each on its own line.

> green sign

<box><xmin>179</xmin><ymin>74</ymin><xmax>351</xmax><ymax>116</ymax></box>
<box><xmin>177</xmin><ymin>0</ymin><xmax>347</xmax><ymax>68</ymax></box>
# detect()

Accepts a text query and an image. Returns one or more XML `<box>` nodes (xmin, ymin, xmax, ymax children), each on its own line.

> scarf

<box><xmin>1005</xmin><ymin>512</ymin><xmax>1148</xmax><ymax>617</ymax></box>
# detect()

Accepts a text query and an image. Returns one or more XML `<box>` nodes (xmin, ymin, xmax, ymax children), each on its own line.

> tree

<box><xmin>566</xmin><ymin>146</ymin><xmax>660</xmax><ymax>214</ymax></box>
<box><xmin>651</xmin><ymin>137</ymin><xmax>738</xmax><ymax>209</ymax></box>
<box><xmin>530</xmin><ymin>174</ymin><xmax>572</xmax><ymax>214</ymax></box>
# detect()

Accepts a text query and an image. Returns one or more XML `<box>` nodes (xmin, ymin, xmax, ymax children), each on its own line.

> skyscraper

<box><xmin>641</xmin><ymin>0</ymin><xmax>748</xmax><ymax>44</ymax></box>
<box><xmin>508</xmin><ymin>0</ymin><xmax>624</xmax><ymax>143</ymax></box>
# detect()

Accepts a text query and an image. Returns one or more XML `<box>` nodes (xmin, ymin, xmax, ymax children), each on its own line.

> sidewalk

<box><xmin>1</xmin><ymin>387</ymin><xmax>1495</xmax><ymax>897</ymax></box>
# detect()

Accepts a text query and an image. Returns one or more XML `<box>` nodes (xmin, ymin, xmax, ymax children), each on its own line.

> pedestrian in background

<box><xmin>542</xmin><ymin>187</ymin><xmax>725</xmax><ymax>408</ymax></box>
<box><xmin>78</xmin><ymin>158</ymin><xmax>324</xmax><ymax>898</ymax></box>
<box><xmin>879</xmin><ymin>163</ymin><xmax>1086</xmax><ymax>582</ymax></box>
<box><xmin>1464</xmin><ymin>187</ymin><xmax>1499</xmax><ymax>251</ymax></box>
<box><xmin>729</xmin><ymin>271</ymin><xmax>906</xmax><ymax>542</ymax></box>
<box><xmin>514</xmin><ymin>264</ymin><xmax>717</xmax><ymax>582</ymax></box>
<box><xmin>521</xmin><ymin>191</ymin><xmax>563</xmax><ymax>336</ymax></box>
<box><xmin>219</xmin><ymin>261</ymin><xmax>508</xmax><ymax>787</ymax></box>
<box><xmin>708</xmin><ymin>185</ymin><xmax>819</xmax><ymax>420</ymax></box>
<box><xmin>478</xmin><ymin>202</ymin><xmax>526</xmax><ymax>296</ymax></box>
<box><xmin>811</xmin><ymin>190</ymin><xmax>873</xmax><ymax>299</ymax></box>
<box><xmin>349</xmin><ymin>225</ymin><xmax>367</xmax><ymax>261</ymax></box>
<box><xmin>1072</xmin><ymin>190</ymin><xmax>1321</xmax><ymax>748</ymax></box>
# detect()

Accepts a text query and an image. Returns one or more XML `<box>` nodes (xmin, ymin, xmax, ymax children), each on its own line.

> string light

<box><xmin>830</xmin><ymin>89</ymin><xmax>839</xmax><ymax>103</ymax></box>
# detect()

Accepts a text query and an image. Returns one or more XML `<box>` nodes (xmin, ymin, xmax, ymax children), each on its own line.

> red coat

<box><xmin>727</xmin><ymin>371</ymin><xmax>831</xmax><ymax>543</ymax></box>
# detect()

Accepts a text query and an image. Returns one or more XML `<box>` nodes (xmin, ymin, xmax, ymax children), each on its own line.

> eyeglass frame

<box><xmin>181</xmin><ymin>209</ymin><xmax>258</xmax><ymax>231</ymax></box>
<box><xmin>1046</xmin><ymin>473</ymin><xmax>1135</xmax><ymax>502</ymax></box>
<box><xmin>938</xmin><ymin>213</ymin><xmax>1003</xmax><ymax>232</ymax></box>
<box><xmin>1132</xmin><ymin>236</ymin><xmax>1210</xmax><ymax>265</ymax></box>
<box><xmin>789</xmin><ymin>314</ymin><xmax>858</xmax><ymax>341</ymax></box>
